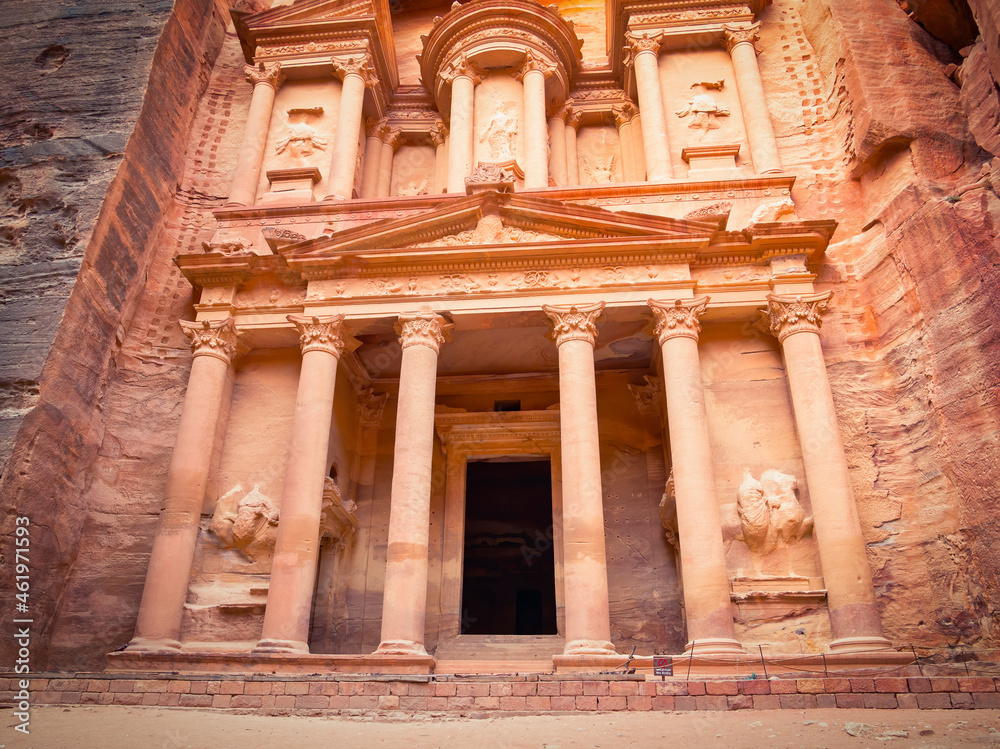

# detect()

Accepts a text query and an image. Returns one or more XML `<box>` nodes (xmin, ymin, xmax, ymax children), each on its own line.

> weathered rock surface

<box><xmin>0</xmin><ymin>0</ymin><xmax>229</xmax><ymax>668</ymax></box>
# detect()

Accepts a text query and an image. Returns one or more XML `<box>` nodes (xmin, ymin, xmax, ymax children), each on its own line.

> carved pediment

<box><xmin>281</xmin><ymin>190</ymin><xmax>720</xmax><ymax>260</ymax></box>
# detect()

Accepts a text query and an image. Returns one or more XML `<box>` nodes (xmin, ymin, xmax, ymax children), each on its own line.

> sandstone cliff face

<box><xmin>2</xmin><ymin>0</ymin><xmax>1000</xmax><ymax>671</ymax></box>
<box><xmin>0</xmin><ymin>0</ymin><xmax>229</xmax><ymax>668</ymax></box>
<box><xmin>797</xmin><ymin>0</ymin><xmax>1000</xmax><ymax>648</ymax></box>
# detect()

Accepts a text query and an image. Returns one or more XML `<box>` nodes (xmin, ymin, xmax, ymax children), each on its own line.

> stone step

<box><xmin>433</xmin><ymin>635</ymin><xmax>564</xmax><ymax>661</ymax></box>
<box><xmin>433</xmin><ymin>659</ymin><xmax>554</xmax><ymax>674</ymax></box>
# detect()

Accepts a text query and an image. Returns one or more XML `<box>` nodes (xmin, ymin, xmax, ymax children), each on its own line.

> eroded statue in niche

<box><xmin>748</xmin><ymin>197</ymin><xmax>796</xmax><ymax>225</ymax></box>
<box><xmin>582</xmin><ymin>154</ymin><xmax>618</xmax><ymax>184</ymax></box>
<box><xmin>209</xmin><ymin>483</ymin><xmax>280</xmax><ymax>562</ymax></box>
<box><xmin>479</xmin><ymin>103</ymin><xmax>518</xmax><ymax>161</ymax></box>
<box><xmin>274</xmin><ymin>107</ymin><xmax>328</xmax><ymax>158</ymax></box>
<box><xmin>676</xmin><ymin>80</ymin><xmax>730</xmax><ymax>133</ymax></box>
<box><xmin>736</xmin><ymin>469</ymin><xmax>813</xmax><ymax>558</ymax></box>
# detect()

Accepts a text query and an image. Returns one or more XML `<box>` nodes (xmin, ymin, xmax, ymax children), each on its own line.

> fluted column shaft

<box><xmin>649</xmin><ymin>298</ymin><xmax>741</xmax><ymax>654</ymax></box>
<box><xmin>544</xmin><ymin>302</ymin><xmax>615</xmax><ymax>657</ymax></box>
<box><xmin>767</xmin><ymin>293</ymin><xmax>890</xmax><ymax>652</ymax></box>
<box><xmin>376</xmin><ymin>313</ymin><xmax>452</xmax><ymax>655</ymax></box>
<box><xmin>129</xmin><ymin>319</ymin><xmax>241</xmax><ymax>651</ymax></box>
<box><xmin>256</xmin><ymin>315</ymin><xmax>354</xmax><ymax>653</ymax></box>
<box><xmin>626</xmin><ymin>32</ymin><xmax>673</xmax><ymax>181</ymax></box>
<box><xmin>227</xmin><ymin>63</ymin><xmax>283</xmax><ymax>206</ymax></box>
<box><xmin>726</xmin><ymin>24</ymin><xmax>782</xmax><ymax>174</ymax></box>
<box><xmin>326</xmin><ymin>52</ymin><xmax>376</xmax><ymax>200</ymax></box>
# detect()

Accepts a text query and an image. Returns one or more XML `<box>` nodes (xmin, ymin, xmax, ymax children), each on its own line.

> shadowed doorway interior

<box><xmin>461</xmin><ymin>458</ymin><xmax>557</xmax><ymax>635</ymax></box>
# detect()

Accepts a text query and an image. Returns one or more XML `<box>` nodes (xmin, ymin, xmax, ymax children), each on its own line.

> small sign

<box><xmin>653</xmin><ymin>655</ymin><xmax>673</xmax><ymax>676</ymax></box>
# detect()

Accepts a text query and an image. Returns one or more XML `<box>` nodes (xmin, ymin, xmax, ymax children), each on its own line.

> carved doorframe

<box><xmin>434</xmin><ymin>410</ymin><xmax>564</xmax><ymax>642</ymax></box>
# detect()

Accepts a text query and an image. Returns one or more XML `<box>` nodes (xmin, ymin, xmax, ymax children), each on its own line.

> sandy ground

<box><xmin>1</xmin><ymin>707</ymin><xmax>998</xmax><ymax>748</ymax></box>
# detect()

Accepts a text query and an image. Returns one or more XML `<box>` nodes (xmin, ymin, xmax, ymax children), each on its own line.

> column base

<box><xmin>553</xmin><ymin>652</ymin><xmax>626</xmax><ymax>673</ymax></box>
<box><xmin>125</xmin><ymin>636</ymin><xmax>182</xmax><ymax>653</ymax></box>
<box><xmin>683</xmin><ymin>637</ymin><xmax>746</xmax><ymax>656</ymax></box>
<box><xmin>829</xmin><ymin>635</ymin><xmax>894</xmax><ymax>654</ymax></box>
<box><xmin>374</xmin><ymin>639</ymin><xmax>429</xmax><ymax>657</ymax></box>
<box><xmin>253</xmin><ymin>638</ymin><xmax>309</xmax><ymax>654</ymax></box>
<box><xmin>562</xmin><ymin>638</ymin><xmax>616</xmax><ymax>656</ymax></box>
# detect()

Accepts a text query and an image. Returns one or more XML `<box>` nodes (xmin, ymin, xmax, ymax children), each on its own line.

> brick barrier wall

<box><xmin>3</xmin><ymin>674</ymin><xmax>999</xmax><ymax>713</ymax></box>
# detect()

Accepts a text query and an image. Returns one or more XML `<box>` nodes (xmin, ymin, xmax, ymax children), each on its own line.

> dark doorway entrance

<box><xmin>461</xmin><ymin>459</ymin><xmax>557</xmax><ymax>635</ymax></box>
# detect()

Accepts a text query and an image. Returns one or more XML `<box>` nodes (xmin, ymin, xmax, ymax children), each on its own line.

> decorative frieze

<box><xmin>765</xmin><ymin>292</ymin><xmax>832</xmax><ymax>342</ymax></box>
<box><xmin>543</xmin><ymin>301</ymin><xmax>605</xmax><ymax>346</ymax></box>
<box><xmin>648</xmin><ymin>297</ymin><xmax>709</xmax><ymax>343</ymax></box>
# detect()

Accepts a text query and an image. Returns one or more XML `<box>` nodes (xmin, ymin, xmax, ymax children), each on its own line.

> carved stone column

<box><xmin>360</xmin><ymin>118</ymin><xmax>386</xmax><ymax>199</ymax></box>
<box><xmin>547</xmin><ymin>107</ymin><xmax>567</xmax><ymax>186</ymax></box>
<box><xmin>648</xmin><ymin>298</ymin><xmax>742</xmax><ymax>655</ymax></box>
<box><xmin>766</xmin><ymin>293</ymin><xmax>891</xmax><ymax>652</ymax></box>
<box><xmin>542</xmin><ymin>302</ymin><xmax>616</xmax><ymax>657</ymax></box>
<box><xmin>518</xmin><ymin>51</ymin><xmax>557</xmax><ymax>189</ymax></box>
<box><xmin>430</xmin><ymin>121</ymin><xmax>448</xmax><ymax>195</ymax></box>
<box><xmin>613</xmin><ymin>102</ymin><xmax>639</xmax><ymax>182</ymax></box>
<box><xmin>325</xmin><ymin>51</ymin><xmax>377</xmax><ymax>200</ymax></box>
<box><xmin>376</xmin><ymin>126</ymin><xmax>403</xmax><ymax>198</ymax></box>
<box><xmin>227</xmin><ymin>62</ymin><xmax>284</xmax><ymax>206</ymax></box>
<box><xmin>625</xmin><ymin>32</ymin><xmax>673</xmax><ymax>181</ymax></box>
<box><xmin>564</xmin><ymin>107</ymin><xmax>581</xmax><ymax>186</ymax></box>
<box><xmin>128</xmin><ymin>318</ymin><xmax>241</xmax><ymax>651</ymax></box>
<box><xmin>376</xmin><ymin>313</ymin><xmax>452</xmax><ymax>655</ymax></box>
<box><xmin>631</xmin><ymin>112</ymin><xmax>647</xmax><ymax>181</ymax></box>
<box><xmin>442</xmin><ymin>55</ymin><xmax>482</xmax><ymax>193</ymax></box>
<box><xmin>725</xmin><ymin>24</ymin><xmax>782</xmax><ymax>174</ymax></box>
<box><xmin>256</xmin><ymin>315</ymin><xmax>356</xmax><ymax>653</ymax></box>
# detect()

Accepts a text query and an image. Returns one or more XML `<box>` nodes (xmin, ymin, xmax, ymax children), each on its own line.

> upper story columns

<box><xmin>420</xmin><ymin>0</ymin><xmax>581</xmax><ymax>193</ymax></box>
<box><xmin>624</xmin><ymin>32</ymin><xmax>673</xmax><ymax>181</ymax></box>
<box><xmin>725</xmin><ymin>23</ymin><xmax>782</xmax><ymax>174</ymax></box>
<box><xmin>325</xmin><ymin>51</ymin><xmax>379</xmax><ymax>200</ymax></box>
<box><xmin>227</xmin><ymin>62</ymin><xmax>284</xmax><ymax>206</ymax></box>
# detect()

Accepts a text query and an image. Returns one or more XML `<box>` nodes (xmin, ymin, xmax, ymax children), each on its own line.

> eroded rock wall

<box><xmin>798</xmin><ymin>0</ymin><xmax>1000</xmax><ymax>648</ymax></box>
<box><xmin>0</xmin><ymin>0</ymin><xmax>230</xmax><ymax>668</ymax></box>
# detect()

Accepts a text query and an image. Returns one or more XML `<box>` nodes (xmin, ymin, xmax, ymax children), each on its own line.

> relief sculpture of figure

<box><xmin>676</xmin><ymin>93</ymin><xmax>730</xmax><ymax>132</ymax></box>
<box><xmin>479</xmin><ymin>103</ymin><xmax>518</xmax><ymax>161</ymax></box>
<box><xmin>209</xmin><ymin>483</ymin><xmax>280</xmax><ymax>562</ymax></box>
<box><xmin>274</xmin><ymin>120</ymin><xmax>328</xmax><ymax>157</ymax></box>
<box><xmin>736</xmin><ymin>468</ymin><xmax>813</xmax><ymax>557</ymax></box>
<box><xmin>582</xmin><ymin>154</ymin><xmax>617</xmax><ymax>184</ymax></box>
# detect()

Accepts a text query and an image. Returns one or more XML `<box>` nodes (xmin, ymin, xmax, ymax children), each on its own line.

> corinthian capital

<box><xmin>332</xmin><ymin>51</ymin><xmax>378</xmax><ymax>87</ymax></box>
<box><xmin>543</xmin><ymin>302</ymin><xmax>605</xmax><ymax>346</ymax></box>
<box><xmin>765</xmin><ymin>291</ymin><xmax>832</xmax><ymax>342</ymax></box>
<box><xmin>245</xmin><ymin>61</ymin><xmax>284</xmax><ymax>89</ymax></box>
<box><xmin>625</xmin><ymin>31</ymin><xmax>664</xmax><ymax>58</ymax></box>
<box><xmin>612</xmin><ymin>101</ymin><xmax>638</xmax><ymax>127</ymax></box>
<box><xmin>379</xmin><ymin>125</ymin><xmax>403</xmax><ymax>150</ymax></box>
<box><xmin>724</xmin><ymin>23</ymin><xmax>761</xmax><ymax>54</ymax></box>
<box><xmin>517</xmin><ymin>49</ymin><xmax>557</xmax><ymax>81</ymax></box>
<box><xmin>648</xmin><ymin>297</ymin><xmax>709</xmax><ymax>344</ymax></box>
<box><xmin>180</xmin><ymin>318</ymin><xmax>242</xmax><ymax>363</ymax></box>
<box><xmin>440</xmin><ymin>53</ymin><xmax>483</xmax><ymax>86</ymax></box>
<box><xmin>396</xmin><ymin>312</ymin><xmax>453</xmax><ymax>353</ymax></box>
<box><xmin>429</xmin><ymin>120</ymin><xmax>448</xmax><ymax>147</ymax></box>
<box><xmin>288</xmin><ymin>314</ymin><xmax>359</xmax><ymax>356</ymax></box>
